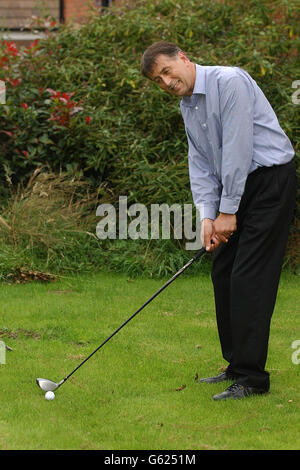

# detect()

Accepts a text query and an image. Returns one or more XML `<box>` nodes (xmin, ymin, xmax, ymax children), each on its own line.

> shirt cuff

<box><xmin>197</xmin><ymin>204</ymin><xmax>218</xmax><ymax>221</ymax></box>
<box><xmin>219</xmin><ymin>196</ymin><xmax>240</xmax><ymax>214</ymax></box>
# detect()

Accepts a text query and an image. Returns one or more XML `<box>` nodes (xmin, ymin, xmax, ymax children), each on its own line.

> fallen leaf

<box><xmin>194</xmin><ymin>372</ymin><xmax>199</xmax><ymax>381</ymax></box>
<box><xmin>175</xmin><ymin>384</ymin><xmax>186</xmax><ymax>391</ymax></box>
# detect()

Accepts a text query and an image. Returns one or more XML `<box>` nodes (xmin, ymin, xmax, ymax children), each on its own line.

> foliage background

<box><xmin>0</xmin><ymin>0</ymin><xmax>299</xmax><ymax>278</ymax></box>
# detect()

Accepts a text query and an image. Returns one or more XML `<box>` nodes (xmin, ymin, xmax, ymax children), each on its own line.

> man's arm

<box><xmin>186</xmin><ymin>127</ymin><xmax>222</xmax><ymax>221</ymax></box>
<box><xmin>208</xmin><ymin>72</ymin><xmax>254</xmax><ymax>249</ymax></box>
<box><xmin>186</xmin><ymin>128</ymin><xmax>235</xmax><ymax>251</ymax></box>
<box><xmin>219</xmin><ymin>73</ymin><xmax>254</xmax><ymax>215</ymax></box>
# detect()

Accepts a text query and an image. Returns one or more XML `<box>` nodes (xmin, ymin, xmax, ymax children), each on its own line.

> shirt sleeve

<box><xmin>186</xmin><ymin>127</ymin><xmax>222</xmax><ymax>220</ymax></box>
<box><xmin>219</xmin><ymin>73</ymin><xmax>254</xmax><ymax>214</ymax></box>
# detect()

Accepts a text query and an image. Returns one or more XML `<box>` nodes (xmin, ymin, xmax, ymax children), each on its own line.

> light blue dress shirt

<box><xmin>180</xmin><ymin>64</ymin><xmax>294</xmax><ymax>220</ymax></box>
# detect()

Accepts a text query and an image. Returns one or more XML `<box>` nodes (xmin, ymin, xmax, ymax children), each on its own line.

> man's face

<box><xmin>148</xmin><ymin>52</ymin><xmax>196</xmax><ymax>97</ymax></box>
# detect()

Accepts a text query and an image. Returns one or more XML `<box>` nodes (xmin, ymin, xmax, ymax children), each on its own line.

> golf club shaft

<box><xmin>60</xmin><ymin>247</ymin><xmax>207</xmax><ymax>386</ymax></box>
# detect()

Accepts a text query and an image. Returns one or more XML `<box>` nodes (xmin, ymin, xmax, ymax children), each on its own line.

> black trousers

<box><xmin>211</xmin><ymin>161</ymin><xmax>297</xmax><ymax>391</ymax></box>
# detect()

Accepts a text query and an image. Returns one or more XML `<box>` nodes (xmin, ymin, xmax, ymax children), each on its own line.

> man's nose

<box><xmin>161</xmin><ymin>76</ymin><xmax>172</xmax><ymax>88</ymax></box>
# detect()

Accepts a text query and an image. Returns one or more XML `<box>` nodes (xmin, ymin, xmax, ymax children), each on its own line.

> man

<box><xmin>140</xmin><ymin>41</ymin><xmax>297</xmax><ymax>400</ymax></box>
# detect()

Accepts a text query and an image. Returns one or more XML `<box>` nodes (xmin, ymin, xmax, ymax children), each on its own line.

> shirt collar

<box><xmin>193</xmin><ymin>64</ymin><xmax>206</xmax><ymax>95</ymax></box>
<box><xmin>181</xmin><ymin>64</ymin><xmax>205</xmax><ymax>107</ymax></box>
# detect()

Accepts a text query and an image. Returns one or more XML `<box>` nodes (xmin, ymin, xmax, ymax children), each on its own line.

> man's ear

<box><xmin>178</xmin><ymin>51</ymin><xmax>190</xmax><ymax>63</ymax></box>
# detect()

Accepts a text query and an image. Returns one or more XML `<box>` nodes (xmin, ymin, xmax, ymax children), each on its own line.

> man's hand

<box><xmin>213</xmin><ymin>213</ymin><xmax>237</xmax><ymax>246</ymax></box>
<box><xmin>201</xmin><ymin>214</ymin><xmax>237</xmax><ymax>252</ymax></box>
<box><xmin>201</xmin><ymin>218</ymin><xmax>219</xmax><ymax>252</ymax></box>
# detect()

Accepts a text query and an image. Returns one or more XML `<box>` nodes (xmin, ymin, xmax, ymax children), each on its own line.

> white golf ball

<box><xmin>45</xmin><ymin>391</ymin><xmax>55</xmax><ymax>400</ymax></box>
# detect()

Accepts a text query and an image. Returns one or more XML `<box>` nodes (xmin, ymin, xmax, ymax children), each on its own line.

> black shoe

<box><xmin>213</xmin><ymin>383</ymin><xmax>267</xmax><ymax>401</ymax></box>
<box><xmin>197</xmin><ymin>371</ymin><xmax>234</xmax><ymax>384</ymax></box>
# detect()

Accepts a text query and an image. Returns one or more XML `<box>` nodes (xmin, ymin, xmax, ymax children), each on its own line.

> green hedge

<box><xmin>0</xmin><ymin>0</ymin><xmax>299</xmax><ymax>273</ymax></box>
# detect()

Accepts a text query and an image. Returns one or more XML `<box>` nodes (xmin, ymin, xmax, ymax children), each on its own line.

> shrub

<box><xmin>0</xmin><ymin>0</ymin><xmax>299</xmax><ymax>273</ymax></box>
<box><xmin>0</xmin><ymin>169</ymin><xmax>210</xmax><ymax>279</ymax></box>
<box><xmin>0</xmin><ymin>170</ymin><xmax>100</xmax><ymax>278</ymax></box>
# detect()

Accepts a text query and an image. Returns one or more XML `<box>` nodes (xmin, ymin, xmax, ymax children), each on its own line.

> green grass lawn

<box><xmin>0</xmin><ymin>271</ymin><xmax>299</xmax><ymax>450</ymax></box>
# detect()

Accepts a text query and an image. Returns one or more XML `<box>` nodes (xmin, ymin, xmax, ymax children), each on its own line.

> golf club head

<box><xmin>36</xmin><ymin>378</ymin><xmax>60</xmax><ymax>392</ymax></box>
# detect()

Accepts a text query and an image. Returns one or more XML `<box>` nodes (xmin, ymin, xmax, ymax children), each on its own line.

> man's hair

<box><xmin>140</xmin><ymin>41</ymin><xmax>182</xmax><ymax>78</ymax></box>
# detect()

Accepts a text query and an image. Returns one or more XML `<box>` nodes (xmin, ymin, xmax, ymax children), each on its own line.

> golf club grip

<box><xmin>192</xmin><ymin>246</ymin><xmax>206</xmax><ymax>261</ymax></box>
<box><xmin>63</xmin><ymin>247</ymin><xmax>207</xmax><ymax>382</ymax></box>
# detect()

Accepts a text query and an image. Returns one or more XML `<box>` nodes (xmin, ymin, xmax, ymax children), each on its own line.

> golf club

<box><xmin>36</xmin><ymin>246</ymin><xmax>207</xmax><ymax>393</ymax></box>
